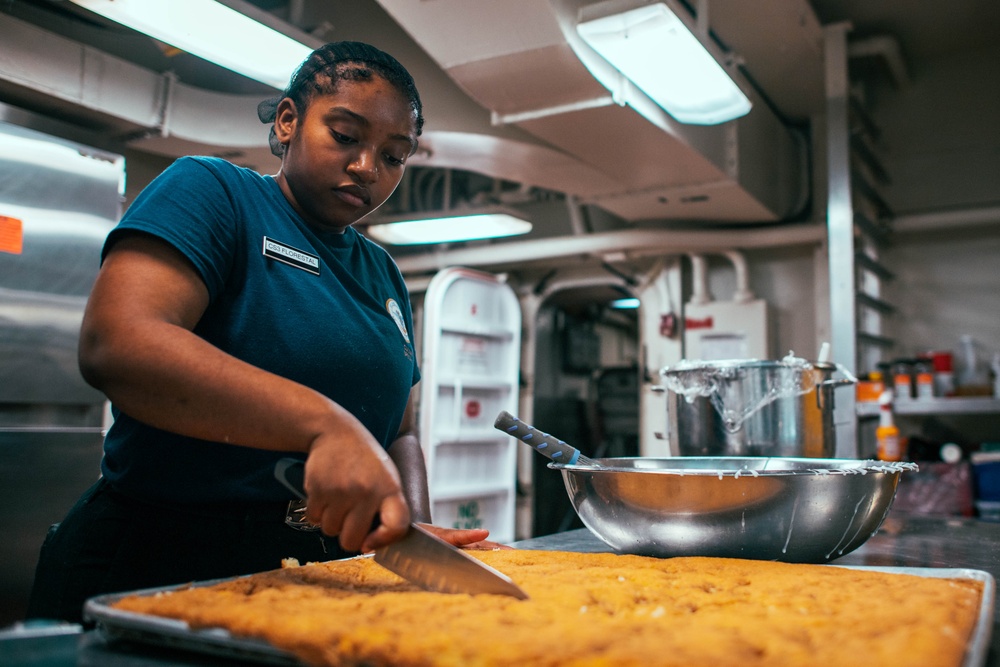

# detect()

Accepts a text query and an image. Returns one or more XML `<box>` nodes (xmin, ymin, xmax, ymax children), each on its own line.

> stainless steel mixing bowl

<box><xmin>550</xmin><ymin>457</ymin><xmax>917</xmax><ymax>563</ymax></box>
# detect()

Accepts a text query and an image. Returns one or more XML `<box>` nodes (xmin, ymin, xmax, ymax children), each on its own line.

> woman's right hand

<box><xmin>302</xmin><ymin>424</ymin><xmax>410</xmax><ymax>553</ymax></box>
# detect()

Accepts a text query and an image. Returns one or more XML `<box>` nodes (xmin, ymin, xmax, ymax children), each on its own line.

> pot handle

<box><xmin>819</xmin><ymin>362</ymin><xmax>859</xmax><ymax>388</ymax></box>
<box><xmin>818</xmin><ymin>378</ymin><xmax>855</xmax><ymax>388</ymax></box>
<box><xmin>816</xmin><ymin>363</ymin><xmax>857</xmax><ymax>409</ymax></box>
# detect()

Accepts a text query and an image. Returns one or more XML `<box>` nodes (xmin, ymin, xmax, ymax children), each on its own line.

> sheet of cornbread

<box><xmin>110</xmin><ymin>549</ymin><xmax>986</xmax><ymax>667</ymax></box>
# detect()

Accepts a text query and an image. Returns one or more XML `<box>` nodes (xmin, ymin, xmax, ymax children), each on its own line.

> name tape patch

<box><xmin>262</xmin><ymin>237</ymin><xmax>320</xmax><ymax>275</ymax></box>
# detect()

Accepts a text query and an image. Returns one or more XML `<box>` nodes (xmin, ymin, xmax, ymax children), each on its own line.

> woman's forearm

<box><xmin>388</xmin><ymin>435</ymin><xmax>431</xmax><ymax>523</ymax></box>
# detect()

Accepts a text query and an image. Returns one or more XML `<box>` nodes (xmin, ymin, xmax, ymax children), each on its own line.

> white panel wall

<box><xmin>885</xmin><ymin>226</ymin><xmax>1000</xmax><ymax>363</ymax></box>
<box><xmin>871</xmin><ymin>46</ymin><xmax>1000</xmax><ymax>214</ymax></box>
<box><xmin>696</xmin><ymin>249</ymin><xmax>819</xmax><ymax>361</ymax></box>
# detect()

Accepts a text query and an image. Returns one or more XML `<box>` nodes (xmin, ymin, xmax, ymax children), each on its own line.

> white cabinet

<box><xmin>419</xmin><ymin>268</ymin><xmax>521</xmax><ymax>543</ymax></box>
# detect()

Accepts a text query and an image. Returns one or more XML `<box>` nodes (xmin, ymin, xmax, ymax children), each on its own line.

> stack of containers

<box><xmin>972</xmin><ymin>445</ymin><xmax>1000</xmax><ymax>521</ymax></box>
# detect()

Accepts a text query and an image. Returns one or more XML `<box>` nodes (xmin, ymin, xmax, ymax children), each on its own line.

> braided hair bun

<box><xmin>258</xmin><ymin>41</ymin><xmax>423</xmax><ymax>157</ymax></box>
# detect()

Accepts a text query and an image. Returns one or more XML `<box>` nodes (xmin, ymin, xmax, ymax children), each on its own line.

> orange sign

<box><xmin>0</xmin><ymin>216</ymin><xmax>24</xmax><ymax>255</ymax></box>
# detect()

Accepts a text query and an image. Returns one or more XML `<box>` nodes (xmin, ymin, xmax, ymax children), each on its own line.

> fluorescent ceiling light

<box><xmin>610</xmin><ymin>298</ymin><xmax>640</xmax><ymax>309</ymax></box>
<box><xmin>366</xmin><ymin>210</ymin><xmax>532</xmax><ymax>246</ymax></box>
<box><xmin>68</xmin><ymin>0</ymin><xmax>312</xmax><ymax>89</ymax></box>
<box><xmin>577</xmin><ymin>2</ymin><xmax>752</xmax><ymax>125</ymax></box>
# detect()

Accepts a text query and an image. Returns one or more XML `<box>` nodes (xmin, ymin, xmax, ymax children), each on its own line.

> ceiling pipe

<box><xmin>566</xmin><ymin>194</ymin><xmax>587</xmax><ymax>236</ymax></box>
<box><xmin>892</xmin><ymin>204</ymin><xmax>1000</xmax><ymax>233</ymax></box>
<box><xmin>391</xmin><ymin>224</ymin><xmax>825</xmax><ymax>275</ymax></box>
<box><xmin>687</xmin><ymin>254</ymin><xmax>712</xmax><ymax>305</ymax></box>
<box><xmin>720</xmin><ymin>250</ymin><xmax>755</xmax><ymax>303</ymax></box>
<box><xmin>392</xmin><ymin>199</ymin><xmax>1000</xmax><ymax>277</ymax></box>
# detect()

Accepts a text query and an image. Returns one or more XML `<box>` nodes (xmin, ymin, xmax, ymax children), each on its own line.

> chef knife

<box><xmin>273</xmin><ymin>458</ymin><xmax>528</xmax><ymax>599</ymax></box>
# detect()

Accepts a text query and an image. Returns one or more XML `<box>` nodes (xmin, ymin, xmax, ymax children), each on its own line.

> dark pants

<box><xmin>26</xmin><ymin>478</ymin><xmax>351</xmax><ymax>624</ymax></box>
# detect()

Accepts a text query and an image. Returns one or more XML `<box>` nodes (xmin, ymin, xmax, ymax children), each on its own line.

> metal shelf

<box><xmin>856</xmin><ymin>292</ymin><xmax>896</xmax><ymax>314</ymax></box>
<box><xmin>440</xmin><ymin>324</ymin><xmax>515</xmax><ymax>340</ymax></box>
<box><xmin>431</xmin><ymin>483</ymin><xmax>513</xmax><ymax>501</ymax></box>
<box><xmin>855</xmin><ymin>251</ymin><xmax>895</xmax><ymax>280</ymax></box>
<box><xmin>849</xmin><ymin>95</ymin><xmax>881</xmax><ymax>141</ymax></box>
<box><xmin>853</xmin><ymin>211</ymin><xmax>891</xmax><ymax>246</ymax></box>
<box><xmin>850</xmin><ymin>133</ymin><xmax>891</xmax><ymax>184</ymax></box>
<box><xmin>857</xmin><ymin>397</ymin><xmax>1000</xmax><ymax>418</ymax></box>
<box><xmin>857</xmin><ymin>331</ymin><xmax>895</xmax><ymax>348</ymax></box>
<box><xmin>433</xmin><ymin>377</ymin><xmax>515</xmax><ymax>390</ymax></box>
<box><xmin>851</xmin><ymin>169</ymin><xmax>895</xmax><ymax>219</ymax></box>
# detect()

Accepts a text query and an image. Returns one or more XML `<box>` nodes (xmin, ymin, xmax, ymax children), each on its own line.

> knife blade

<box><xmin>273</xmin><ymin>458</ymin><xmax>528</xmax><ymax>599</ymax></box>
<box><xmin>375</xmin><ymin>523</ymin><xmax>528</xmax><ymax>598</ymax></box>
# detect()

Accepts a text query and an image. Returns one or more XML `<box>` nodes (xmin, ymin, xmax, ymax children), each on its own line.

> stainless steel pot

<box><xmin>659</xmin><ymin>357</ymin><xmax>855</xmax><ymax>458</ymax></box>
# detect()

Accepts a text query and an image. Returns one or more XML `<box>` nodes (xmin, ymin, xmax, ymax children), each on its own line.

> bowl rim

<box><xmin>659</xmin><ymin>357</ymin><xmax>835</xmax><ymax>374</ymax></box>
<box><xmin>549</xmin><ymin>456</ymin><xmax>919</xmax><ymax>476</ymax></box>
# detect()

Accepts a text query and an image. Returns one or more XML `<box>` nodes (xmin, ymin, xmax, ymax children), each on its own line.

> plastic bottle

<box><xmin>957</xmin><ymin>335</ymin><xmax>991</xmax><ymax>395</ymax></box>
<box><xmin>891</xmin><ymin>359</ymin><xmax>913</xmax><ymax>401</ymax></box>
<box><xmin>927</xmin><ymin>350</ymin><xmax>955</xmax><ymax>397</ymax></box>
<box><xmin>958</xmin><ymin>335</ymin><xmax>978</xmax><ymax>386</ymax></box>
<box><xmin>856</xmin><ymin>370</ymin><xmax>885</xmax><ymax>403</ymax></box>
<box><xmin>876</xmin><ymin>390</ymin><xmax>903</xmax><ymax>462</ymax></box>
<box><xmin>914</xmin><ymin>356</ymin><xmax>935</xmax><ymax>400</ymax></box>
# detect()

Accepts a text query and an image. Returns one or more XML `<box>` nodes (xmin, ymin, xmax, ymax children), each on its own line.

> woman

<box><xmin>28</xmin><ymin>41</ymin><xmax>497</xmax><ymax>624</ymax></box>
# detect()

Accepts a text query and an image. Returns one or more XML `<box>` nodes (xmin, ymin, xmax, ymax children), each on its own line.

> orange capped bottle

<box><xmin>876</xmin><ymin>391</ymin><xmax>902</xmax><ymax>461</ymax></box>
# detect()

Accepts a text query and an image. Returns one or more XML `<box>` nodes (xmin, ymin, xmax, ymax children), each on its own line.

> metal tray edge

<box><xmin>84</xmin><ymin>564</ymin><xmax>995</xmax><ymax>667</ymax></box>
<box><xmin>84</xmin><ymin>576</ymin><xmax>302</xmax><ymax>666</ymax></box>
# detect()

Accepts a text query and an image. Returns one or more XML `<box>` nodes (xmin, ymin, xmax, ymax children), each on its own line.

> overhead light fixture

<box><xmin>610</xmin><ymin>297</ymin><xmax>640</xmax><ymax>310</ymax></box>
<box><xmin>68</xmin><ymin>0</ymin><xmax>312</xmax><ymax>89</ymax></box>
<box><xmin>576</xmin><ymin>2</ymin><xmax>752</xmax><ymax>125</ymax></box>
<box><xmin>365</xmin><ymin>209</ymin><xmax>532</xmax><ymax>246</ymax></box>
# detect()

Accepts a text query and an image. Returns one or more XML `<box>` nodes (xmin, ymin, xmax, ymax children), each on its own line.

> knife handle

<box><xmin>274</xmin><ymin>457</ymin><xmax>307</xmax><ymax>499</ymax></box>
<box><xmin>493</xmin><ymin>411</ymin><xmax>587</xmax><ymax>465</ymax></box>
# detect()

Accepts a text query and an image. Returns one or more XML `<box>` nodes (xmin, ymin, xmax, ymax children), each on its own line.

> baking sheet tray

<box><xmin>85</xmin><ymin>575</ymin><xmax>302</xmax><ymax>666</ymax></box>
<box><xmin>828</xmin><ymin>565</ymin><xmax>995</xmax><ymax>667</ymax></box>
<box><xmin>84</xmin><ymin>565</ymin><xmax>996</xmax><ymax>667</ymax></box>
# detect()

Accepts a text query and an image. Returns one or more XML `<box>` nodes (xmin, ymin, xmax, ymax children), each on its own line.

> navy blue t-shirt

<box><xmin>100</xmin><ymin>156</ymin><xmax>420</xmax><ymax>504</ymax></box>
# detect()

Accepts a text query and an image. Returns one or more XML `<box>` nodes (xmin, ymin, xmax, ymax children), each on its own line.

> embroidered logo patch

<box><xmin>262</xmin><ymin>237</ymin><xmax>320</xmax><ymax>275</ymax></box>
<box><xmin>386</xmin><ymin>298</ymin><xmax>410</xmax><ymax>344</ymax></box>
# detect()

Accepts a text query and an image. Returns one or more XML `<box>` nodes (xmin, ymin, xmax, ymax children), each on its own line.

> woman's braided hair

<box><xmin>258</xmin><ymin>41</ymin><xmax>423</xmax><ymax>157</ymax></box>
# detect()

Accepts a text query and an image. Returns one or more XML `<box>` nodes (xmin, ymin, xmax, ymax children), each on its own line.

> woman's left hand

<box><xmin>416</xmin><ymin>523</ymin><xmax>513</xmax><ymax>550</ymax></box>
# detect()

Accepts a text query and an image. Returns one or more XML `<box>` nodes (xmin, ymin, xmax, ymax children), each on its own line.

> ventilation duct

<box><xmin>0</xmin><ymin>0</ymin><xmax>818</xmax><ymax>225</ymax></box>
<box><xmin>375</xmin><ymin>0</ymin><xmax>811</xmax><ymax>223</ymax></box>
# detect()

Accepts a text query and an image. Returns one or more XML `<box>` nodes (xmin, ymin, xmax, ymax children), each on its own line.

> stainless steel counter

<box><xmin>3</xmin><ymin>513</ymin><xmax>999</xmax><ymax>666</ymax></box>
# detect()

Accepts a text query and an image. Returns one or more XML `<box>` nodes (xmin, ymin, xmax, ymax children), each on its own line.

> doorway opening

<box><xmin>529</xmin><ymin>284</ymin><xmax>641</xmax><ymax>537</ymax></box>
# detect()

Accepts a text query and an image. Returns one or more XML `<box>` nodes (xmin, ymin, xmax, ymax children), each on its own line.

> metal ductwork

<box><xmin>0</xmin><ymin>9</ymin><xmax>285</xmax><ymax>172</ymax></box>
<box><xmin>376</xmin><ymin>0</ymin><xmax>814</xmax><ymax>223</ymax></box>
<box><xmin>0</xmin><ymin>0</ymin><xmax>820</xmax><ymax>225</ymax></box>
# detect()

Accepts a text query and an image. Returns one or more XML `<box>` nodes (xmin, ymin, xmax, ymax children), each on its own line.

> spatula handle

<box><xmin>494</xmin><ymin>411</ymin><xmax>590</xmax><ymax>465</ymax></box>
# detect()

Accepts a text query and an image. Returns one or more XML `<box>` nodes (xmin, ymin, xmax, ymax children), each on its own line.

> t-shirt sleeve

<box><xmin>405</xmin><ymin>295</ymin><xmax>421</xmax><ymax>387</ymax></box>
<box><xmin>388</xmin><ymin>255</ymin><xmax>421</xmax><ymax>387</ymax></box>
<box><xmin>103</xmin><ymin>157</ymin><xmax>238</xmax><ymax>300</ymax></box>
